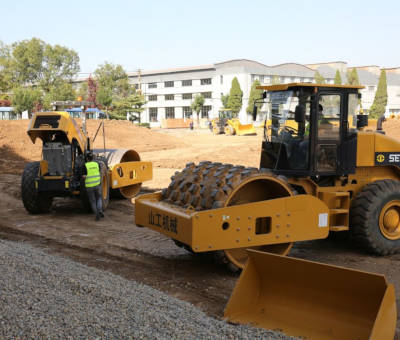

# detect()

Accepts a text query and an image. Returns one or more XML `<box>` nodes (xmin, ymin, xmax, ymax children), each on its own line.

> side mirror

<box><xmin>252</xmin><ymin>105</ymin><xmax>258</xmax><ymax>121</ymax></box>
<box><xmin>294</xmin><ymin>105</ymin><xmax>305</xmax><ymax>123</ymax></box>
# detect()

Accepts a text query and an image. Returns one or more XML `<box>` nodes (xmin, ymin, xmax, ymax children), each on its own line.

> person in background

<box><xmin>83</xmin><ymin>152</ymin><xmax>104</xmax><ymax>221</ymax></box>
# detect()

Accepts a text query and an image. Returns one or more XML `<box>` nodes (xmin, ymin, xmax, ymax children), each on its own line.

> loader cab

<box><xmin>258</xmin><ymin>83</ymin><xmax>364</xmax><ymax>179</ymax></box>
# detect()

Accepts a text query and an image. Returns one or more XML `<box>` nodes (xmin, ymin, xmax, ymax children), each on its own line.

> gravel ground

<box><xmin>0</xmin><ymin>240</ymin><xmax>295</xmax><ymax>339</ymax></box>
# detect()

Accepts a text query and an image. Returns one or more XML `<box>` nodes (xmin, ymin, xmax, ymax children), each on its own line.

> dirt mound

<box><xmin>0</xmin><ymin>119</ymin><xmax>185</xmax><ymax>174</ymax></box>
<box><xmin>383</xmin><ymin>119</ymin><xmax>400</xmax><ymax>139</ymax></box>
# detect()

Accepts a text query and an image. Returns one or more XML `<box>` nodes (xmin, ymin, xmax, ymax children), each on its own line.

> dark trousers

<box><xmin>86</xmin><ymin>185</ymin><xmax>103</xmax><ymax>216</ymax></box>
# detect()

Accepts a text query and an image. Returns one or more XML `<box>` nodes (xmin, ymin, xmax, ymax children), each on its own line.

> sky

<box><xmin>1</xmin><ymin>0</ymin><xmax>399</xmax><ymax>75</ymax></box>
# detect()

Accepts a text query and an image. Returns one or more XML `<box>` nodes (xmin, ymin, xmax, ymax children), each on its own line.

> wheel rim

<box><xmin>223</xmin><ymin>176</ymin><xmax>294</xmax><ymax>269</ymax></box>
<box><xmin>224</xmin><ymin>126</ymin><xmax>231</xmax><ymax>134</ymax></box>
<box><xmin>379</xmin><ymin>200</ymin><xmax>400</xmax><ymax>240</ymax></box>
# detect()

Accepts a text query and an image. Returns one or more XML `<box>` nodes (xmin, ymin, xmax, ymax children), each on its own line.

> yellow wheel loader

<box><xmin>135</xmin><ymin>84</ymin><xmax>397</xmax><ymax>339</ymax></box>
<box><xmin>211</xmin><ymin>109</ymin><xmax>256</xmax><ymax>136</ymax></box>
<box><xmin>22</xmin><ymin>107</ymin><xmax>152</xmax><ymax>214</ymax></box>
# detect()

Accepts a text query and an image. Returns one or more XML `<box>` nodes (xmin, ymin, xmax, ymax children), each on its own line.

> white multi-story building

<box><xmin>127</xmin><ymin>59</ymin><xmax>326</xmax><ymax>126</ymax></box>
<box><xmin>72</xmin><ymin>59</ymin><xmax>400</xmax><ymax>124</ymax></box>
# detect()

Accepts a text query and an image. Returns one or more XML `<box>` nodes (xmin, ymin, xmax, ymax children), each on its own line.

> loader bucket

<box><xmin>236</xmin><ymin>123</ymin><xmax>257</xmax><ymax>136</ymax></box>
<box><xmin>224</xmin><ymin>250</ymin><xmax>396</xmax><ymax>340</ymax></box>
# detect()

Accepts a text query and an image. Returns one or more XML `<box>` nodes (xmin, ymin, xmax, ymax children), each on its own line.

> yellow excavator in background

<box><xmin>210</xmin><ymin>109</ymin><xmax>256</xmax><ymax>135</ymax></box>
<box><xmin>22</xmin><ymin>101</ymin><xmax>152</xmax><ymax>213</ymax></box>
<box><xmin>135</xmin><ymin>83</ymin><xmax>397</xmax><ymax>339</ymax></box>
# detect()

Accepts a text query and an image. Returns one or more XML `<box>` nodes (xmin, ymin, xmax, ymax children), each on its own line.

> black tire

<box><xmin>80</xmin><ymin>160</ymin><xmax>110</xmax><ymax>212</ymax></box>
<box><xmin>350</xmin><ymin>179</ymin><xmax>400</xmax><ymax>255</ymax></box>
<box><xmin>21</xmin><ymin>161</ymin><xmax>53</xmax><ymax>214</ymax></box>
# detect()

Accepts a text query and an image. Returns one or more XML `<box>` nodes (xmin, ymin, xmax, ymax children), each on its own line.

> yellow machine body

<box><xmin>28</xmin><ymin>111</ymin><xmax>87</xmax><ymax>152</ymax></box>
<box><xmin>225</xmin><ymin>250</ymin><xmax>397</xmax><ymax>340</ymax></box>
<box><xmin>134</xmin><ymin>84</ymin><xmax>399</xmax><ymax>337</ymax></box>
<box><xmin>25</xmin><ymin>111</ymin><xmax>152</xmax><ymax>202</ymax></box>
<box><xmin>136</xmin><ymin>192</ymin><xmax>329</xmax><ymax>251</ymax></box>
<box><xmin>226</xmin><ymin>118</ymin><xmax>257</xmax><ymax>136</ymax></box>
<box><xmin>211</xmin><ymin>109</ymin><xmax>256</xmax><ymax>136</ymax></box>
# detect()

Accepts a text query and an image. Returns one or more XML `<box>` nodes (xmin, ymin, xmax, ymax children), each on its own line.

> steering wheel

<box><xmin>283</xmin><ymin>126</ymin><xmax>298</xmax><ymax>135</ymax></box>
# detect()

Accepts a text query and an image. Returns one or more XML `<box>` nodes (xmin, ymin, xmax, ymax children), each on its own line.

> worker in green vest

<box><xmin>83</xmin><ymin>152</ymin><xmax>104</xmax><ymax>221</ymax></box>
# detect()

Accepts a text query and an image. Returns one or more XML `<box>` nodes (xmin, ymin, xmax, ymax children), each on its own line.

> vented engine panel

<box><xmin>43</xmin><ymin>142</ymin><xmax>72</xmax><ymax>175</ymax></box>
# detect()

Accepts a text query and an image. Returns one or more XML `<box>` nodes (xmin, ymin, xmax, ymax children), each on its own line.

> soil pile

<box><xmin>383</xmin><ymin>119</ymin><xmax>400</xmax><ymax>139</ymax></box>
<box><xmin>0</xmin><ymin>119</ymin><xmax>185</xmax><ymax>174</ymax></box>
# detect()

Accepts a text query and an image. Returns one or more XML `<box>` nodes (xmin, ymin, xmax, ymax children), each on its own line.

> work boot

<box><xmin>99</xmin><ymin>212</ymin><xmax>104</xmax><ymax>218</ymax></box>
<box><xmin>95</xmin><ymin>214</ymin><xmax>100</xmax><ymax>221</ymax></box>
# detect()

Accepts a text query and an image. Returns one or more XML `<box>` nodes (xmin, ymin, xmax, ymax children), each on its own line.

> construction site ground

<box><xmin>1</xmin><ymin>119</ymin><xmax>400</xmax><ymax>338</ymax></box>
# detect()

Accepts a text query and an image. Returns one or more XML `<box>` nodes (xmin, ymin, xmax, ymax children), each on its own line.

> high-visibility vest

<box><xmin>85</xmin><ymin>161</ymin><xmax>101</xmax><ymax>188</ymax></box>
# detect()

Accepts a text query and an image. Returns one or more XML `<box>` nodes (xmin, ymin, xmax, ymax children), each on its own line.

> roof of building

<box><xmin>71</xmin><ymin>59</ymin><xmax>400</xmax><ymax>87</ymax></box>
<box><xmin>258</xmin><ymin>83</ymin><xmax>364</xmax><ymax>91</ymax></box>
<box><xmin>0</xmin><ymin>107</ymin><xmax>14</xmax><ymax>112</ymax></box>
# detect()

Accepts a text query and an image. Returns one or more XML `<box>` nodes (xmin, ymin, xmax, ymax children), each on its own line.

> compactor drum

<box><xmin>135</xmin><ymin>83</ymin><xmax>398</xmax><ymax>338</ymax></box>
<box><xmin>22</xmin><ymin>111</ymin><xmax>152</xmax><ymax>213</ymax></box>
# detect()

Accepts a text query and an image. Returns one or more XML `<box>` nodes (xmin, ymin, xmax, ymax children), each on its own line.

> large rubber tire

<box><xmin>350</xmin><ymin>179</ymin><xmax>400</xmax><ymax>255</ymax></box>
<box><xmin>81</xmin><ymin>161</ymin><xmax>110</xmax><ymax>212</ymax></box>
<box><xmin>21</xmin><ymin>161</ymin><xmax>53</xmax><ymax>214</ymax></box>
<box><xmin>162</xmin><ymin>162</ymin><xmax>294</xmax><ymax>273</ymax></box>
<box><xmin>224</xmin><ymin>125</ymin><xmax>235</xmax><ymax>135</ymax></box>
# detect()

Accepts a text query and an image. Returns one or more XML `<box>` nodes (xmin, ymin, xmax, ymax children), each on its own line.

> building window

<box><xmin>182</xmin><ymin>80</ymin><xmax>192</xmax><ymax>86</ymax></box>
<box><xmin>148</xmin><ymin>83</ymin><xmax>157</xmax><ymax>89</ymax></box>
<box><xmin>259</xmin><ymin>75</ymin><xmax>264</xmax><ymax>83</ymax></box>
<box><xmin>165</xmin><ymin>81</ymin><xmax>174</xmax><ymax>87</ymax></box>
<box><xmin>368</xmin><ymin>86</ymin><xmax>375</xmax><ymax>91</ymax></box>
<box><xmin>201</xmin><ymin>105</ymin><xmax>211</xmax><ymax>118</ymax></box>
<box><xmin>165</xmin><ymin>94</ymin><xmax>174</xmax><ymax>100</ymax></box>
<box><xmin>264</xmin><ymin>76</ymin><xmax>271</xmax><ymax>84</ymax></box>
<box><xmin>202</xmin><ymin>92</ymin><xmax>212</xmax><ymax>99</ymax></box>
<box><xmin>149</xmin><ymin>108</ymin><xmax>158</xmax><ymax>122</ymax></box>
<box><xmin>200</xmin><ymin>78</ymin><xmax>212</xmax><ymax>85</ymax></box>
<box><xmin>148</xmin><ymin>95</ymin><xmax>157</xmax><ymax>101</ymax></box>
<box><xmin>220</xmin><ymin>75</ymin><xmax>223</xmax><ymax>84</ymax></box>
<box><xmin>183</xmin><ymin>106</ymin><xmax>192</xmax><ymax>118</ymax></box>
<box><xmin>182</xmin><ymin>93</ymin><xmax>192</xmax><ymax>100</ymax></box>
<box><xmin>165</xmin><ymin>107</ymin><xmax>175</xmax><ymax>118</ymax></box>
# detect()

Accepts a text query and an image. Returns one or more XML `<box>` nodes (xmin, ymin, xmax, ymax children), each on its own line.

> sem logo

<box><xmin>376</xmin><ymin>154</ymin><xmax>385</xmax><ymax>163</ymax></box>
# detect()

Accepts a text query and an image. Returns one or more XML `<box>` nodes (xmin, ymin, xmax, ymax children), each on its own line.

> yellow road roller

<box><xmin>135</xmin><ymin>83</ymin><xmax>397</xmax><ymax>338</ymax></box>
<box><xmin>22</xmin><ymin>110</ymin><xmax>152</xmax><ymax>213</ymax></box>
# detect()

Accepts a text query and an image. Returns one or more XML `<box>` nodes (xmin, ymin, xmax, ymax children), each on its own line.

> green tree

<box><xmin>227</xmin><ymin>77</ymin><xmax>242</xmax><ymax>116</ymax></box>
<box><xmin>96</xmin><ymin>86</ymin><xmax>113</xmax><ymax>119</ymax></box>
<box><xmin>334</xmin><ymin>70</ymin><xmax>342</xmax><ymax>85</ymax></box>
<box><xmin>314</xmin><ymin>70</ymin><xmax>325</xmax><ymax>84</ymax></box>
<box><xmin>221</xmin><ymin>93</ymin><xmax>230</xmax><ymax>109</ymax></box>
<box><xmin>94</xmin><ymin>62</ymin><xmax>129</xmax><ymax>97</ymax></box>
<box><xmin>40</xmin><ymin>43</ymin><xmax>80</xmax><ymax>92</ymax></box>
<box><xmin>191</xmin><ymin>94</ymin><xmax>205</xmax><ymax>126</ymax></box>
<box><xmin>246</xmin><ymin>80</ymin><xmax>263</xmax><ymax>115</ymax></box>
<box><xmin>42</xmin><ymin>82</ymin><xmax>76</xmax><ymax>110</ymax></box>
<box><xmin>347</xmin><ymin>68</ymin><xmax>360</xmax><ymax>85</ymax></box>
<box><xmin>12</xmin><ymin>87</ymin><xmax>42</xmax><ymax>116</ymax></box>
<box><xmin>77</xmin><ymin>81</ymin><xmax>88</xmax><ymax>100</ymax></box>
<box><xmin>0</xmin><ymin>41</ymin><xmax>13</xmax><ymax>92</ymax></box>
<box><xmin>369</xmin><ymin>70</ymin><xmax>387</xmax><ymax>119</ymax></box>
<box><xmin>112</xmin><ymin>92</ymin><xmax>146</xmax><ymax>121</ymax></box>
<box><xmin>8</xmin><ymin>38</ymin><xmax>79</xmax><ymax>91</ymax></box>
